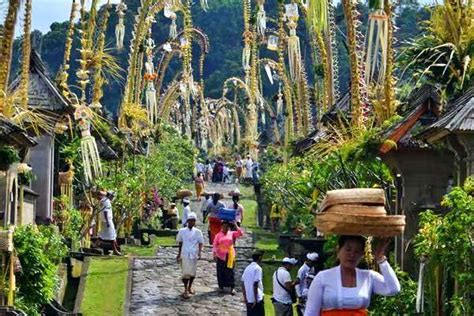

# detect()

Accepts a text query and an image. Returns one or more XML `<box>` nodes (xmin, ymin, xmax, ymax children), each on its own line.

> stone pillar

<box><xmin>29</xmin><ymin>135</ymin><xmax>54</xmax><ymax>221</ymax></box>
<box><xmin>457</xmin><ymin>134</ymin><xmax>474</xmax><ymax>178</ymax></box>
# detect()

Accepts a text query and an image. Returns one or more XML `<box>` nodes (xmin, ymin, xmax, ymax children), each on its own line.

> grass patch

<box><xmin>241</xmin><ymin>199</ymin><xmax>258</xmax><ymax>228</ymax></box>
<box><xmin>238</xmin><ymin>185</ymin><xmax>255</xmax><ymax>199</ymax></box>
<box><xmin>122</xmin><ymin>235</ymin><xmax>177</xmax><ymax>256</ymax></box>
<box><xmin>81</xmin><ymin>258</ymin><xmax>129</xmax><ymax>315</ymax></box>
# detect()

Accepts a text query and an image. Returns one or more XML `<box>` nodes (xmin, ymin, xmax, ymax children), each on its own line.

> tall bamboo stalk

<box><xmin>91</xmin><ymin>0</ymin><xmax>112</xmax><ymax>109</ymax></box>
<box><xmin>57</xmin><ymin>0</ymin><xmax>78</xmax><ymax>98</ymax></box>
<box><xmin>342</xmin><ymin>0</ymin><xmax>364</xmax><ymax>128</ymax></box>
<box><xmin>247</xmin><ymin>26</ymin><xmax>259</xmax><ymax>159</ymax></box>
<box><xmin>383</xmin><ymin>0</ymin><xmax>396</xmax><ymax>121</ymax></box>
<box><xmin>277</xmin><ymin>1</ymin><xmax>294</xmax><ymax>144</ymax></box>
<box><xmin>20</xmin><ymin>0</ymin><xmax>32</xmax><ymax>109</ymax></box>
<box><xmin>0</xmin><ymin>0</ymin><xmax>21</xmax><ymax>92</ymax></box>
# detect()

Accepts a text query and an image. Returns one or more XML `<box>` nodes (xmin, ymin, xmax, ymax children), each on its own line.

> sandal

<box><xmin>188</xmin><ymin>288</ymin><xmax>195</xmax><ymax>294</ymax></box>
<box><xmin>181</xmin><ymin>293</ymin><xmax>190</xmax><ymax>299</ymax></box>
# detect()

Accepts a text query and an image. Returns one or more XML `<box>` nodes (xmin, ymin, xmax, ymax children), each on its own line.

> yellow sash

<box><xmin>218</xmin><ymin>244</ymin><xmax>235</xmax><ymax>268</ymax></box>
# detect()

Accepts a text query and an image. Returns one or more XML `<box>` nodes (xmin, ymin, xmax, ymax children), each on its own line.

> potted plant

<box><xmin>0</xmin><ymin>146</ymin><xmax>20</xmax><ymax>170</ymax></box>
<box><xmin>17</xmin><ymin>163</ymin><xmax>34</xmax><ymax>185</ymax></box>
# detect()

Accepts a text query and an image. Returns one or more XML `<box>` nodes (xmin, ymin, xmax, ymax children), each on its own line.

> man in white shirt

<box><xmin>176</xmin><ymin>212</ymin><xmax>204</xmax><ymax>299</ymax></box>
<box><xmin>181</xmin><ymin>197</ymin><xmax>191</xmax><ymax>227</ymax></box>
<box><xmin>295</xmin><ymin>252</ymin><xmax>319</xmax><ymax>315</ymax></box>
<box><xmin>241</xmin><ymin>250</ymin><xmax>265</xmax><ymax>316</ymax></box>
<box><xmin>272</xmin><ymin>257</ymin><xmax>299</xmax><ymax>316</ymax></box>
<box><xmin>195</xmin><ymin>161</ymin><xmax>204</xmax><ymax>175</ymax></box>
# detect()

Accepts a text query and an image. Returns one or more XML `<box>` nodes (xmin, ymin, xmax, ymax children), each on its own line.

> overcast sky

<box><xmin>15</xmin><ymin>0</ymin><xmax>119</xmax><ymax>36</ymax></box>
<box><xmin>23</xmin><ymin>0</ymin><xmax>433</xmax><ymax>35</ymax></box>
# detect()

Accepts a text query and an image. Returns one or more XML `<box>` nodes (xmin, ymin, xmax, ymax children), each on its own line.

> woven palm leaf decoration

<box><xmin>74</xmin><ymin>106</ymin><xmax>102</xmax><ymax>184</ymax></box>
<box><xmin>115</xmin><ymin>1</ymin><xmax>127</xmax><ymax>50</ymax></box>
<box><xmin>365</xmin><ymin>0</ymin><xmax>389</xmax><ymax>85</ymax></box>
<box><xmin>257</xmin><ymin>0</ymin><xmax>267</xmax><ymax>36</ymax></box>
<box><xmin>285</xmin><ymin>3</ymin><xmax>301</xmax><ymax>82</ymax></box>
<box><xmin>144</xmin><ymin>32</ymin><xmax>158</xmax><ymax>124</ymax></box>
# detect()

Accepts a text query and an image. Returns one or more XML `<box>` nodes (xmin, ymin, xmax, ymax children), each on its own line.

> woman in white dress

<box><xmin>304</xmin><ymin>235</ymin><xmax>400</xmax><ymax>316</ymax></box>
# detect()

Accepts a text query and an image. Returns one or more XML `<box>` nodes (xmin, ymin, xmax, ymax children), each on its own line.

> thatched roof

<box><xmin>0</xmin><ymin>115</ymin><xmax>37</xmax><ymax>147</ymax></box>
<box><xmin>422</xmin><ymin>88</ymin><xmax>474</xmax><ymax>141</ymax></box>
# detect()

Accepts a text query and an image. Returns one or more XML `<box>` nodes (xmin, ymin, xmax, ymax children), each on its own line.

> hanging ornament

<box><xmin>267</xmin><ymin>34</ymin><xmax>279</xmax><ymax>51</ymax></box>
<box><xmin>287</xmin><ymin>25</ymin><xmax>301</xmax><ymax>81</ymax></box>
<box><xmin>74</xmin><ymin>105</ymin><xmax>102</xmax><ymax>185</ymax></box>
<box><xmin>115</xmin><ymin>1</ymin><xmax>127</xmax><ymax>50</ymax></box>
<box><xmin>256</xmin><ymin>1</ymin><xmax>267</xmax><ymax>36</ymax></box>
<box><xmin>145</xmin><ymin>81</ymin><xmax>158</xmax><ymax>124</ymax></box>
<box><xmin>200</xmin><ymin>0</ymin><xmax>209</xmax><ymax>12</ymax></box>
<box><xmin>276</xmin><ymin>83</ymin><xmax>283</xmax><ymax>117</ymax></box>
<box><xmin>264</xmin><ymin>63</ymin><xmax>274</xmax><ymax>84</ymax></box>
<box><xmin>285</xmin><ymin>3</ymin><xmax>301</xmax><ymax>82</ymax></box>
<box><xmin>169</xmin><ymin>13</ymin><xmax>178</xmax><ymax>38</ymax></box>
<box><xmin>260</xmin><ymin>98</ymin><xmax>266</xmax><ymax>126</ymax></box>
<box><xmin>365</xmin><ymin>0</ymin><xmax>388</xmax><ymax>85</ymax></box>
<box><xmin>163</xmin><ymin>42</ymin><xmax>173</xmax><ymax>52</ymax></box>
<box><xmin>144</xmin><ymin>36</ymin><xmax>155</xmax><ymax>74</ymax></box>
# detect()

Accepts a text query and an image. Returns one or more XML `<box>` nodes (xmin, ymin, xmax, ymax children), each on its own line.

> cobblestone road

<box><xmin>128</xmin><ymin>183</ymin><xmax>254</xmax><ymax>315</ymax></box>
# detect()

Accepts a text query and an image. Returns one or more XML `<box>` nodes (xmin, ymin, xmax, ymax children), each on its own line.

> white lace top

<box><xmin>304</xmin><ymin>262</ymin><xmax>400</xmax><ymax>316</ymax></box>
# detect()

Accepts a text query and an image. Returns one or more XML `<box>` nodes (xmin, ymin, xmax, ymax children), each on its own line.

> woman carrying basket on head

<box><xmin>206</xmin><ymin>193</ymin><xmax>225</xmax><ymax>244</ymax></box>
<box><xmin>304</xmin><ymin>235</ymin><xmax>400</xmax><ymax>316</ymax></box>
<box><xmin>212</xmin><ymin>220</ymin><xmax>243</xmax><ymax>295</ymax></box>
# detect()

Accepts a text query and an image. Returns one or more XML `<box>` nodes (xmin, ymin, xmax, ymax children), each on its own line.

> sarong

<box><xmin>322</xmin><ymin>309</ymin><xmax>368</xmax><ymax>316</ymax></box>
<box><xmin>236</xmin><ymin>166</ymin><xmax>243</xmax><ymax>178</ymax></box>
<box><xmin>216</xmin><ymin>256</ymin><xmax>234</xmax><ymax>288</ymax></box>
<box><xmin>208</xmin><ymin>216</ymin><xmax>221</xmax><ymax>244</ymax></box>
<box><xmin>181</xmin><ymin>258</ymin><xmax>198</xmax><ymax>278</ymax></box>
<box><xmin>195</xmin><ymin>183</ymin><xmax>204</xmax><ymax>197</ymax></box>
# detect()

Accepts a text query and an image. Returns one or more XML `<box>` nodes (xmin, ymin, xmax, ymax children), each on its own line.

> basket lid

<box><xmin>320</xmin><ymin>188</ymin><xmax>385</xmax><ymax>212</ymax></box>
<box><xmin>315</xmin><ymin>212</ymin><xmax>405</xmax><ymax>237</ymax></box>
<box><xmin>324</xmin><ymin>204</ymin><xmax>387</xmax><ymax>216</ymax></box>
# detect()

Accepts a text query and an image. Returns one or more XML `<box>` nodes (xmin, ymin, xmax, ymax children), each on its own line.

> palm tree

<box><xmin>399</xmin><ymin>0</ymin><xmax>473</xmax><ymax>100</ymax></box>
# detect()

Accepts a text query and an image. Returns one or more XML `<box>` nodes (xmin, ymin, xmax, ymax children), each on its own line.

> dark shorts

<box><xmin>246</xmin><ymin>300</ymin><xmax>265</xmax><ymax>316</ymax></box>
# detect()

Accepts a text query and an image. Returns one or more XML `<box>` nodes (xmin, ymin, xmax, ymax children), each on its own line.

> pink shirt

<box><xmin>212</xmin><ymin>228</ymin><xmax>244</xmax><ymax>261</ymax></box>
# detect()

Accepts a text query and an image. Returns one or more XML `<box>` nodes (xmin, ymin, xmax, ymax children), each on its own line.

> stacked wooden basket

<box><xmin>315</xmin><ymin>188</ymin><xmax>405</xmax><ymax>237</ymax></box>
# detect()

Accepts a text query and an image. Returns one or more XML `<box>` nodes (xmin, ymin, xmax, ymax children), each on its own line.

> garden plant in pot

<box><xmin>0</xmin><ymin>146</ymin><xmax>20</xmax><ymax>170</ymax></box>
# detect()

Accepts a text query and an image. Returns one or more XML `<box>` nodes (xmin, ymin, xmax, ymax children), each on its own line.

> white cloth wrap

<box><xmin>181</xmin><ymin>258</ymin><xmax>198</xmax><ymax>278</ymax></box>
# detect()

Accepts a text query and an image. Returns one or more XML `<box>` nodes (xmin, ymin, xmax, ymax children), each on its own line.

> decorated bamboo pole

<box><xmin>19</xmin><ymin>0</ymin><xmax>32</xmax><ymax>110</ymax></box>
<box><xmin>383</xmin><ymin>0</ymin><xmax>396</xmax><ymax>121</ymax></box>
<box><xmin>91</xmin><ymin>0</ymin><xmax>112</xmax><ymax>110</ymax></box>
<box><xmin>277</xmin><ymin>1</ymin><xmax>294</xmax><ymax>144</ymax></box>
<box><xmin>57</xmin><ymin>0</ymin><xmax>78</xmax><ymax>98</ymax></box>
<box><xmin>342</xmin><ymin>0</ymin><xmax>366</xmax><ymax>128</ymax></box>
<box><xmin>0</xmin><ymin>0</ymin><xmax>21</xmax><ymax>92</ymax></box>
<box><xmin>247</xmin><ymin>25</ymin><xmax>259</xmax><ymax>159</ymax></box>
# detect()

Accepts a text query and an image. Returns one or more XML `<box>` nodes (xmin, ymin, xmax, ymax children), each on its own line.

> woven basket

<box><xmin>325</xmin><ymin>204</ymin><xmax>387</xmax><ymax>216</ymax></box>
<box><xmin>228</xmin><ymin>191</ymin><xmax>242</xmax><ymax>197</ymax></box>
<box><xmin>0</xmin><ymin>229</ymin><xmax>13</xmax><ymax>252</ymax></box>
<box><xmin>315</xmin><ymin>212</ymin><xmax>405</xmax><ymax>237</ymax></box>
<box><xmin>176</xmin><ymin>189</ymin><xmax>193</xmax><ymax>199</ymax></box>
<box><xmin>320</xmin><ymin>188</ymin><xmax>385</xmax><ymax>212</ymax></box>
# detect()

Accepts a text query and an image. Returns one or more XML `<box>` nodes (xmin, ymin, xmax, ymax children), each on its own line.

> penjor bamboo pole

<box><xmin>0</xmin><ymin>0</ymin><xmax>21</xmax><ymax>92</ymax></box>
<box><xmin>19</xmin><ymin>0</ymin><xmax>32</xmax><ymax>110</ymax></box>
